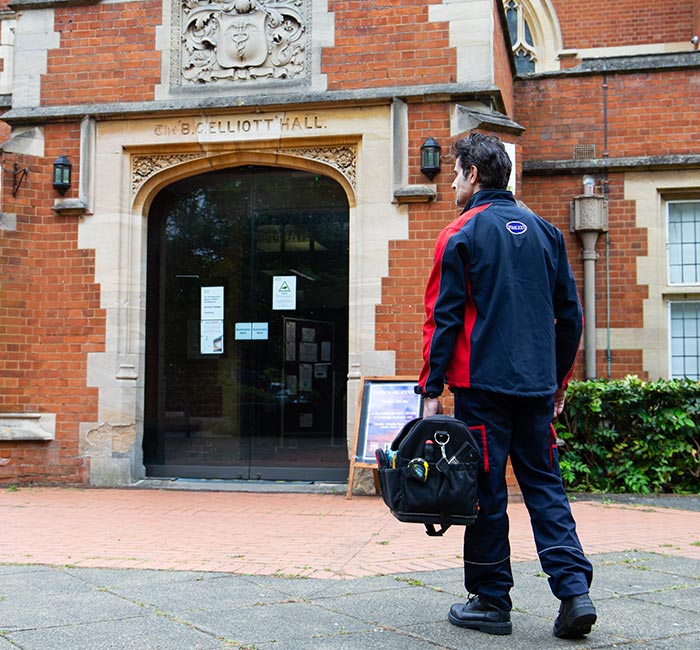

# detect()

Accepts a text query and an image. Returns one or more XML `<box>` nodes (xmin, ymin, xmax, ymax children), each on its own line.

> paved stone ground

<box><xmin>1</xmin><ymin>486</ymin><xmax>700</xmax><ymax>649</ymax></box>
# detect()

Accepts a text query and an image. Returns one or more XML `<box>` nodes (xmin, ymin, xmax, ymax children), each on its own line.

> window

<box><xmin>667</xmin><ymin>201</ymin><xmax>700</xmax><ymax>378</ymax></box>
<box><xmin>505</xmin><ymin>0</ymin><xmax>537</xmax><ymax>74</ymax></box>
<box><xmin>670</xmin><ymin>302</ymin><xmax>700</xmax><ymax>380</ymax></box>
<box><xmin>668</xmin><ymin>201</ymin><xmax>700</xmax><ymax>284</ymax></box>
<box><xmin>501</xmin><ymin>0</ymin><xmax>563</xmax><ymax>73</ymax></box>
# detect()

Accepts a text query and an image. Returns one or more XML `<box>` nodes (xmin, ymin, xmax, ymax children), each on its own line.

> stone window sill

<box><xmin>0</xmin><ymin>413</ymin><xmax>56</xmax><ymax>441</ymax></box>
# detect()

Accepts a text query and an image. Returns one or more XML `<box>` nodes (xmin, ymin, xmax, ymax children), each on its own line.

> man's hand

<box><xmin>423</xmin><ymin>396</ymin><xmax>442</xmax><ymax>416</ymax></box>
<box><xmin>553</xmin><ymin>388</ymin><xmax>566</xmax><ymax>418</ymax></box>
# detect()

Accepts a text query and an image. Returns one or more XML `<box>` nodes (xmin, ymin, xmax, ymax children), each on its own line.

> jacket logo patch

<box><xmin>506</xmin><ymin>221</ymin><xmax>527</xmax><ymax>235</ymax></box>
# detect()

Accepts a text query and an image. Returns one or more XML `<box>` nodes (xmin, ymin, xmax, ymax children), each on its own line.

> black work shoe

<box><xmin>448</xmin><ymin>595</ymin><xmax>512</xmax><ymax>635</ymax></box>
<box><xmin>553</xmin><ymin>593</ymin><xmax>597</xmax><ymax>638</ymax></box>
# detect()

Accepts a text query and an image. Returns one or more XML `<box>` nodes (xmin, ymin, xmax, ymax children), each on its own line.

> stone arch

<box><xmin>131</xmin><ymin>146</ymin><xmax>358</xmax><ymax>216</ymax></box>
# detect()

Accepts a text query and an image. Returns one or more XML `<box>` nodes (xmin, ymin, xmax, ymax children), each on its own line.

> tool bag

<box><xmin>375</xmin><ymin>415</ymin><xmax>481</xmax><ymax>536</ymax></box>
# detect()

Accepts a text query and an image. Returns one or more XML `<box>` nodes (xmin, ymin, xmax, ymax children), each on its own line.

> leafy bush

<box><xmin>555</xmin><ymin>376</ymin><xmax>700</xmax><ymax>494</ymax></box>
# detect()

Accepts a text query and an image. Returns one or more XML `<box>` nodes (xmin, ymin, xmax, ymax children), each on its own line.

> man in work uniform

<box><xmin>415</xmin><ymin>132</ymin><xmax>597</xmax><ymax>638</ymax></box>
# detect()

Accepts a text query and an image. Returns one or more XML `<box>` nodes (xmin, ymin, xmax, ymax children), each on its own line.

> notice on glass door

<box><xmin>201</xmin><ymin>286</ymin><xmax>224</xmax><ymax>320</ymax></box>
<box><xmin>272</xmin><ymin>276</ymin><xmax>296</xmax><ymax>310</ymax></box>
<box><xmin>201</xmin><ymin>286</ymin><xmax>225</xmax><ymax>354</ymax></box>
<box><xmin>201</xmin><ymin>320</ymin><xmax>224</xmax><ymax>354</ymax></box>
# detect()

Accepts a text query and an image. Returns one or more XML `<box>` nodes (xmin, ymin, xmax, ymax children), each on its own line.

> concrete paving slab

<box><xmin>63</xmin><ymin>567</ymin><xmax>233</xmax><ymax>588</ymax></box>
<box><xmin>318</xmin><ymin>584</ymin><xmax>456</xmax><ymax>628</ymax></box>
<box><xmin>90</xmin><ymin>573</ymin><xmax>297</xmax><ymax>611</ymax></box>
<box><xmin>597</xmin><ymin>592</ymin><xmax>700</xmax><ymax>641</ymax></box>
<box><xmin>4</xmin><ymin>615</ymin><xmax>224</xmax><ymax>650</ymax></box>
<box><xmin>632</xmin><ymin>584</ymin><xmax>700</xmax><ymax>613</ymax></box>
<box><xmin>2</xmin><ymin>557</ymin><xmax>699</xmax><ymax>650</ymax></box>
<box><xmin>635</xmin><ymin>634</ymin><xmax>700</xmax><ymax>650</ymax></box>
<box><xmin>253</xmin><ymin>628</ymin><xmax>442</xmax><ymax>650</ymax></box>
<box><xmin>238</xmin><ymin>573</ymin><xmax>411</xmax><ymax>600</ymax></box>
<box><xmin>0</xmin><ymin>564</ymin><xmax>57</xmax><ymax>576</ymax></box>
<box><xmin>173</xmin><ymin>600</ymin><xmax>375</xmax><ymax>646</ymax></box>
<box><xmin>393</xmin><ymin>567</ymin><xmax>465</xmax><ymax>597</ymax></box>
<box><xmin>1</xmin><ymin>590</ymin><xmax>148</xmax><ymax>631</ymax></box>
<box><xmin>1</xmin><ymin>568</ymin><xmax>102</xmax><ymax>596</ymax></box>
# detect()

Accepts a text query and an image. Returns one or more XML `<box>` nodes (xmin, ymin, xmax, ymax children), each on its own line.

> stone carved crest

<box><xmin>180</xmin><ymin>0</ymin><xmax>309</xmax><ymax>84</ymax></box>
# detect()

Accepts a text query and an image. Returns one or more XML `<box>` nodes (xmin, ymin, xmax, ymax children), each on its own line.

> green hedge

<box><xmin>554</xmin><ymin>376</ymin><xmax>700</xmax><ymax>494</ymax></box>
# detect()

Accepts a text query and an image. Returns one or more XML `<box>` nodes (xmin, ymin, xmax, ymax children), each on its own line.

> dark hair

<box><xmin>452</xmin><ymin>133</ymin><xmax>512</xmax><ymax>189</ymax></box>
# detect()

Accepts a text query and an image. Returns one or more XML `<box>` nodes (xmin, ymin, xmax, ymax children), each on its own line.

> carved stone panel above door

<box><xmin>173</xmin><ymin>0</ymin><xmax>312</xmax><ymax>87</ymax></box>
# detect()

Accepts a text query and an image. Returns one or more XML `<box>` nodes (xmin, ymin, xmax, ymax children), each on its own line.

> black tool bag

<box><xmin>376</xmin><ymin>415</ymin><xmax>481</xmax><ymax>536</ymax></box>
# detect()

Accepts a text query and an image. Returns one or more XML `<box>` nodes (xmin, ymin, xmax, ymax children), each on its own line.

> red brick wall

<box><xmin>553</xmin><ymin>0</ymin><xmax>693</xmax><ymax>49</ymax></box>
<box><xmin>519</xmin><ymin>174</ymin><xmax>647</xmax><ymax>326</ymax></box>
<box><xmin>512</xmin><ymin>61</ymin><xmax>686</xmax><ymax>379</ymax></box>
<box><xmin>513</xmin><ymin>61</ymin><xmax>700</xmax><ymax>366</ymax></box>
<box><xmin>515</xmin><ymin>70</ymin><xmax>700</xmax><ymax>162</ymax></box>
<box><xmin>382</xmin><ymin>124</ymin><xmax>654</xmax><ymax>384</ymax></box>
<box><xmin>323</xmin><ymin>0</ymin><xmax>455</xmax><ymax>90</ymax></box>
<box><xmin>377</xmin><ymin>103</ymin><xmax>453</xmax><ymax>378</ymax></box>
<box><xmin>40</xmin><ymin>0</ymin><xmax>461</xmax><ymax>102</ymax></box>
<box><xmin>0</xmin><ymin>123</ymin><xmax>105</xmax><ymax>484</ymax></box>
<box><xmin>42</xmin><ymin>1</ymin><xmax>161</xmax><ymax>106</ymax></box>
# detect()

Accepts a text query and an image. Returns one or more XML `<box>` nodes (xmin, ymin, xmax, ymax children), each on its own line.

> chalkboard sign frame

<box><xmin>346</xmin><ymin>376</ymin><xmax>423</xmax><ymax>498</ymax></box>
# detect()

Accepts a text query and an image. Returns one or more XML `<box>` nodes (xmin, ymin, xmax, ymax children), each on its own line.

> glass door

<box><xmin>144</xmin><ymin>166</ymin><xmax>349</xmax><ymax>480</ymax></box>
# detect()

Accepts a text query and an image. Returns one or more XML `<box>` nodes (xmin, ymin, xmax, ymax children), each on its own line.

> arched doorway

<box><xmin>143</xmin><ymin>166</ymin><xmax>350</xmax><ymax>480</ymax></box>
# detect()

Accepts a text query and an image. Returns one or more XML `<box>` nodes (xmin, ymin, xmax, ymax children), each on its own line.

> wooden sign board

<box><xmin>346</xmin><ymin>376</ymin><xmax>423</xmax><ymax>499</ymax></box>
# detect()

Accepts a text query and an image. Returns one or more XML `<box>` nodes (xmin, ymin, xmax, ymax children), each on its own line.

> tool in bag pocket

<box><xmin>376</xmin><ymin>415</ymin><xmax>481</xmax><ymax>536</ymax></box>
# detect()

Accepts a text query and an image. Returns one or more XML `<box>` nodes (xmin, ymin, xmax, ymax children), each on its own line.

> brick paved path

<box><xmin>2</xmin><ymin>488</ymin><xmax>699</xmax><ymax>578</ymax></box>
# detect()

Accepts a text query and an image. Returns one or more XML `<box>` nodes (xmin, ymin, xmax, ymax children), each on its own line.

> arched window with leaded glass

<box><xmin>505</xmin><ymin>1</ymin><xmax>537</xmax><ymax>73</ymax></box>
<box><xmin>502</xmin><ymin>0</ymin><xmax>563</xmax><ymax>74</ymax></box>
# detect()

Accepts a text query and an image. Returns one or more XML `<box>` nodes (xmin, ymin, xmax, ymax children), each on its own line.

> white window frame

<box><xmin>666</xmin><ymin>200</ymin><xmax>700</xmax><ymax>287</ymax></box>
<box><xmin>668</xmin><ymin>300</ymin><xmax>700</xmax><ymax>380</ymax></box>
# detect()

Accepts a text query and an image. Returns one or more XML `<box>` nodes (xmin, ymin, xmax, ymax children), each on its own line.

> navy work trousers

<box><xmin>453</xmin><ymin>387</ymin><xmax>593</xmax><ymax>611</ymax></box>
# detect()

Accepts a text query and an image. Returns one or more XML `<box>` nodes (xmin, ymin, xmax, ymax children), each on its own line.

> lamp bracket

<box><xmin>1</xmin><ymin>162</ymin><xmax>29</xmax><ymax>197</ymax></box>
<box><xmin>11</xmin><ymin>163</ymin><xmax>28</xmax><ymax>197</ymax></box>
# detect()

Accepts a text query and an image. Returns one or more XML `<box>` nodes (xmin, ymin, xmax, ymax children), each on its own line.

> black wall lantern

<box><xmin>420</xmin><ymin>137</ymin><xmax>441</xmax><ymax>181</ymax></box>
<box><xmin>52</xmin><ymin>155</ymin><xmax>72</xmax><ymax>195</ymax></box>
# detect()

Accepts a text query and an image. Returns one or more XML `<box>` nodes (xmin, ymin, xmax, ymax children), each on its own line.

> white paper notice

<box><xmin>321</xmin><ymin>341</ymin><xmax>331</xmax><ymax>362</ymax></box>
<box><xmin>504</xmin><ymin>142</ymin><xmax>516</xmax><ymax>194</ymax></box>
<box><xmin>201</xmin><ymin>320</ymin><xmax>224</xmax><ymax>354</ymax></box>
<box><xmin>299</xmin><ymin>342</ymin><xmax>318</xmax><ymax>363</ymax></box>
<box><xmin>299</xmin><ymin>363</ymin><xmax>313</xmax><ymax>391</ymax></box>
<box><xmin>272</xmin><ymin>276</ymin><xmax>296</xmax><ymax>310</ymax></box>
<box><xmin>201</xmin><ymin>286</ymin><xmax>224</xmax><ymax>320</ymax></box>
<box><xmin>235</xmin><ymin>322</ymin><xmax>252</xmax><ymax>340</ymax></box>
<box><xmin>251</xmin><ymin>322</ymin><xmax>268</xmax><ymax>340</ymax></box>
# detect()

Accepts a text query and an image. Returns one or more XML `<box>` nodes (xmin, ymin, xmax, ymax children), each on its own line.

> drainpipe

<box><xmin>572</xmin><ymin>177</ymin><xmax>609</xmax><ymax>379</ymax></box>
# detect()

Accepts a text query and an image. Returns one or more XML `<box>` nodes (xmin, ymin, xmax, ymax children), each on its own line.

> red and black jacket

<box><xmin>417</xmin><ymin>189</ymin><xmax>582</xmax><ymax>398</ymax></box>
